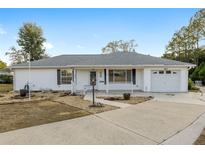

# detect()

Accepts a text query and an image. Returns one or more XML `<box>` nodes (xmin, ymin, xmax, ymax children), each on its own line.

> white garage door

<box><xmin>151</xmin><ymin>70</ymin><xmax>180</xmax><ymax>92</ymax></box>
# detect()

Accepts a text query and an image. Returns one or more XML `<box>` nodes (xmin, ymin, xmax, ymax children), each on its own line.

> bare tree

<box><xmin>102</xmin><ymin>39</ymin><xmax>137</xmax><ymax>53</ymax></box>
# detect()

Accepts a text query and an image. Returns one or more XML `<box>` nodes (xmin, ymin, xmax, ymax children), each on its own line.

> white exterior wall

<box><xmin>14</xmin><ymin>67</ymin><xmax>188</xmax><ymax>92</ymax></box>
<box><xmin>180</xmin><ymin>68</ymin><xmax>188</xmax><ymax>92</ymax></box>
<box><xmin>14</xmin><ymin>69</ymin><xmax>72</xmax><ymax>91</ymax></box>
<box><xmin>135</xmin><ymin>69</ymin><xmax>143</xmax><ymax>90</ymax></box>
<box><xmin>143</xmin><ymin>68</ymin><xmax>151</xmax><ymax>92</ymax></box>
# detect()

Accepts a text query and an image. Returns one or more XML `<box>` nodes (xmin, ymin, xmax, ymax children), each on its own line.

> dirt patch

<box><xmin>194</xmin><ymin>128</ymin><xmax>205</xmax><ymax>145</ymax></box>
<box><xmin>55</xmin><ymin>96</ymin><xmax>119</xmax><ymax>114</ymax></box>
<box><xmin>0</xmin><ymin>91</ymin><xmax>69</xmax><ymax>104</ymax></box>
<box><xmin>0</xmin><ymin>100</ymin><xmax>90</xmax><ymax>133</ymax></box>
<box><xmin>98</xmin><ymin>96</ymin><xmax>153</xmax><ymax>105</ymax></box>
<box><xmin>0</xmin><ymin>92</ymin><xmax>118</xmax><ymax>133</ymax></box>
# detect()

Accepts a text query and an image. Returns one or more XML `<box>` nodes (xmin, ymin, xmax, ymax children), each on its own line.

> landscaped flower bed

<box><xmin>98</xmin><ymin>96</ymin><xmax>153</xmax><ymax>105</ymax></box>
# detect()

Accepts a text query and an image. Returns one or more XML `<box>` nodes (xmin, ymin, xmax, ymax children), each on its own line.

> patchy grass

<box><xmin>55</xmin><ymin>96</ymin><xmax>119</xmax><ymax>114</ymax></box>
<box><xmin>0</xmin><ymin>100</ymin><xmax>90</xmax><ymax>133</ymax></box>
<box><xmin>0</xmin><ymin>94</ymin><xmax>118</xmax><ymax>133</ymax></box>
<box><xmin>98</xmin><ymin>96</ymin><xmax>153</xmax><ymax>105</ymax></box>
<box><xmin>0</xmin><ymin>84</ymin><xmax>13</xmax><ymax>93</ymax></box>
<box><xmin>194</xmin><ymin>128</ymin><xmax>205</xmax><ymax>145</ymax></box>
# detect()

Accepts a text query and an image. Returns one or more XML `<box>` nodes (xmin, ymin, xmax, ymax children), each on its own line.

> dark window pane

<box><xmin>166</xmin><ymin>70</ymin><xmax>171</xmax><ymax>74</ymax></box>
<box><xmin>159</xmin><ymin>71</ymin><xmax>164</xmax><ymax>74</ymax></box>
<box><xmin>114</xmin><ymin>70</ymin><xmax>126</xmax><ymax>82</ymax></box>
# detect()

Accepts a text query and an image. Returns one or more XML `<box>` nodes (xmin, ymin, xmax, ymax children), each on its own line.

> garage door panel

<box><xmin>151</xmin><ymin>70</ymin><xmax>180</xmax><ymax>92</ymax></box>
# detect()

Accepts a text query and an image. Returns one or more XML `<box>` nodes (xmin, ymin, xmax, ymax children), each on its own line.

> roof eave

<box><xmin>10</xmin><ymin>64</ymin><xmax>196</xmax><ymax>69</ymax></box>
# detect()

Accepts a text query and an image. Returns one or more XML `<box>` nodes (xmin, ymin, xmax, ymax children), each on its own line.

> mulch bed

<box><xmin>98</xmin><ymin>96</ymin><xmax>153</xmax><ymax>105</ymax></box>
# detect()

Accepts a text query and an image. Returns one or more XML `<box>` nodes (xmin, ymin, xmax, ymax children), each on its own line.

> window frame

<box><xmin>60</xmin><ymin>69</ymin><xmax>72</xmax><ymax>84</ymax></box>
<box><xmin>109</xmin><ymin>70</ymin><xmax>132</xmax><ymax>84</ymax></box>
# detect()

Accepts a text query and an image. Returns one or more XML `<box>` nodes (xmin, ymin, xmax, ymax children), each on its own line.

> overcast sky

<box><xmin>0</xmin><ymin>8</ymin><xmax>199</xmax><ymax>64</ymax></box>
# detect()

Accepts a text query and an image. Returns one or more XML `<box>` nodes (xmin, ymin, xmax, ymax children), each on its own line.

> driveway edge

<box><xmin>161</xmin><ymin>112</ymin><xmax>205</xmax><ymax>145</ymax></box>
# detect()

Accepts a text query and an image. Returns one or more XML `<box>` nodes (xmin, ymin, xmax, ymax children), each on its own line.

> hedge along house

<box><xmin>11</xmin><ymin>52</ymin><xmax>195</xmax><ymax>93</ymax></box>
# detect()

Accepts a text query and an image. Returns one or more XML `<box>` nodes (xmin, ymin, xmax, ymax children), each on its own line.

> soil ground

<box><xmin>0</xmin><ymin>94</ymin><xmax>118</xmax><ymax>133</ymax></box>
<box><xmin>98</xmin><ymin>96</ymin><xmax>153</xmax><ymax>105</ymax></box>
<box><xmin>0</xmin><ymin>84</ymin><xmax>13</xmax><ymax>93</ymax></box>
<box><xmin>194</xmin><ymin>128</ymin><xmax>205</xmax><ymax>145</ymax></box>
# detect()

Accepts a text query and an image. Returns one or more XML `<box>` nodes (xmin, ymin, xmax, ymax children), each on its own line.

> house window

<box><xmin>159</xmin><ymin>71</ymin><xmax>164</xmax><ymax>74</ymax></box>
<box><xmin>153</xmin><ymin>71</ymin><xmax>158</xmax><ymax>74</ymax></box>
<box><xmin>172</xmin><ymin>71</ymin><xmax>177</xmax><ymax>74</ymax></box>
<box><xmin>166</xmin><ymin>70</ymin><xmax>171</xmax><ymax>74</ymax></box>
<box><xmin>109</xmin><ymin>70</ymin><xmax>131</xmax><ymax>83</ymax></box>
<box><xmin>61</xmin><ymin>69</ymin><xmax>72</xmax><ymax>84</ymax></box>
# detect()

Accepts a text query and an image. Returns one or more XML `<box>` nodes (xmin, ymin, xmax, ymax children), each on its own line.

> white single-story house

<box><xmin>11</xmin><ymin>52</ymin><xmax>195</xmax><ymax>93</ymax></box>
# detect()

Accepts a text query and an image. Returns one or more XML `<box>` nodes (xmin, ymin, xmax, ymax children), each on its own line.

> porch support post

<box><xmin>71</xmin><ymin>68</ymin><xmax>75</xmax><ymax>93</ymax></box>
<box><xmin>106</xmin><ymin>68</ymin><xmax>109</xmax><ymax>93</ymax></box>
<box><xmin>131</xmin><ymin>69</ymin><xmax>133</xmax><ymax>94</ymax></box>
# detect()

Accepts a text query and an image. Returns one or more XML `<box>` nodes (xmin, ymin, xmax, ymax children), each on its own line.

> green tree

<box><xmin>102</xmin><ymin>39</ymin><xmax>137</xmax><ymax>53</ymax></box>
<box><xmin>190</xmin><ymin>62</ymin><xmax>205</xmax><ymax>85</ymax></box>
<box><xmin>0</xmin><ymin>60</ymin><xmax>7</xmax><ymax>69</ymax></box>
<box><xmin>6</xmin><ymin>22</ymin><xmax>47</xmax><ymax>64</ymax></box>
<box><xmin>162</xmin><ymin>9</ymin><xmax>205</xmax><ymax>66</ymax></box>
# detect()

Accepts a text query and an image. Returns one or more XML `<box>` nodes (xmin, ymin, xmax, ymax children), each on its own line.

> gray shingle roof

<box><xmin>11</xmin><ymin>52</ymin><xmax>195</xmax><ymax>68</ymax></box>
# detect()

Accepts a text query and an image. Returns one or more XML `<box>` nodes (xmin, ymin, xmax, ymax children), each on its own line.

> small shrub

<box><xmin>188</xmin><ymin>78</ymin><xmax>194</xmax><ymax>90</ymax></box>
<box><xmin>188</xmin><ymin>78</ymin><xmax>200</xmax><ymax>91</ymax></box>
<box><xmin>123</xmin><ymin>93</ymin><xmax>131</xmax><ymax>100</ymax></box>
<box><xmin>0</xmin><ymin>75</ymin><xmax>13</xmax><ymax>84</ymax></box>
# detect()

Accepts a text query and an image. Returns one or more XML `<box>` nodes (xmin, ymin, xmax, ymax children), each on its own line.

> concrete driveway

<box><xmin>0</xmin><ymin>100</ymin><xmax>205</xmax><ymax>144</ymax></box>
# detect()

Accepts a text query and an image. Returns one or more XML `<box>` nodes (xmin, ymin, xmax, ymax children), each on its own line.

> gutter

<box><xmin>10</xmin><ymin>64</ymin><xmax>196</xmax><ymax>69</ymax></box>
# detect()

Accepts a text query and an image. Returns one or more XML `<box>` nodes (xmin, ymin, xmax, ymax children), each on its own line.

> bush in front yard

<box><xmin>191</xmin><ymin>62</ymin><xmax>205</xmax><ymax>85</ymax></box>
<box><xmin>123</xmin><ymin>93</ymin><xmax>131</xmax><ymax>100</ymax></box>
<box><xmin>0</xmin><ymin>75</ymin><xmax>13</xmax><ymax>84</ymax></box>
<box><xmin>199</xmin><ymin>65</ymin><xmax>205</xmax><ymax>85</ymax></box>
<box><xmin>188</xmin><ymin>78</ymin><xmax>199</xmax><ymax>91</ymax></box>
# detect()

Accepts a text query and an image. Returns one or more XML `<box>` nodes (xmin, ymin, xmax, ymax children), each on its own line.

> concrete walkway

<box><xmin>0</xmin><ymin>100</ymin><xmax>205</xmax><ymax>144</ymax></box>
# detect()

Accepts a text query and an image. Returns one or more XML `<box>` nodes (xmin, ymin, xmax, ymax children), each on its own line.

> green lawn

<box><xmin>0</xmin><ymin>84</ymin><xmax>13</xmax><ymax>93</ymax></box>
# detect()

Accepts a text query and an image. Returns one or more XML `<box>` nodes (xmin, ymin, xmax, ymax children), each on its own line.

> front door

<box><xmin>90</xmin><ymin>71</ymin><xmax>97</xmax><ymax>86</ymax></box>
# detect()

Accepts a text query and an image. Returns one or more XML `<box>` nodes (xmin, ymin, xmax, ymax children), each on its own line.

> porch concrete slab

<box><xmin>97</xmin><ymin>101</ymin><xmax>205</xmax><ymax>143</ymax></box>
<box><xmin>0</xmin><ymin>115</ymin><xmax>156</xmax><ymax>145</ymax></box>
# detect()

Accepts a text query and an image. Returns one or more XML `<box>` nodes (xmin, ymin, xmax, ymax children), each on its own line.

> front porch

<box><xmin>72</xmin><ymin>68</ymin><xmax>144</xmax><ymax>93</ymax></box>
